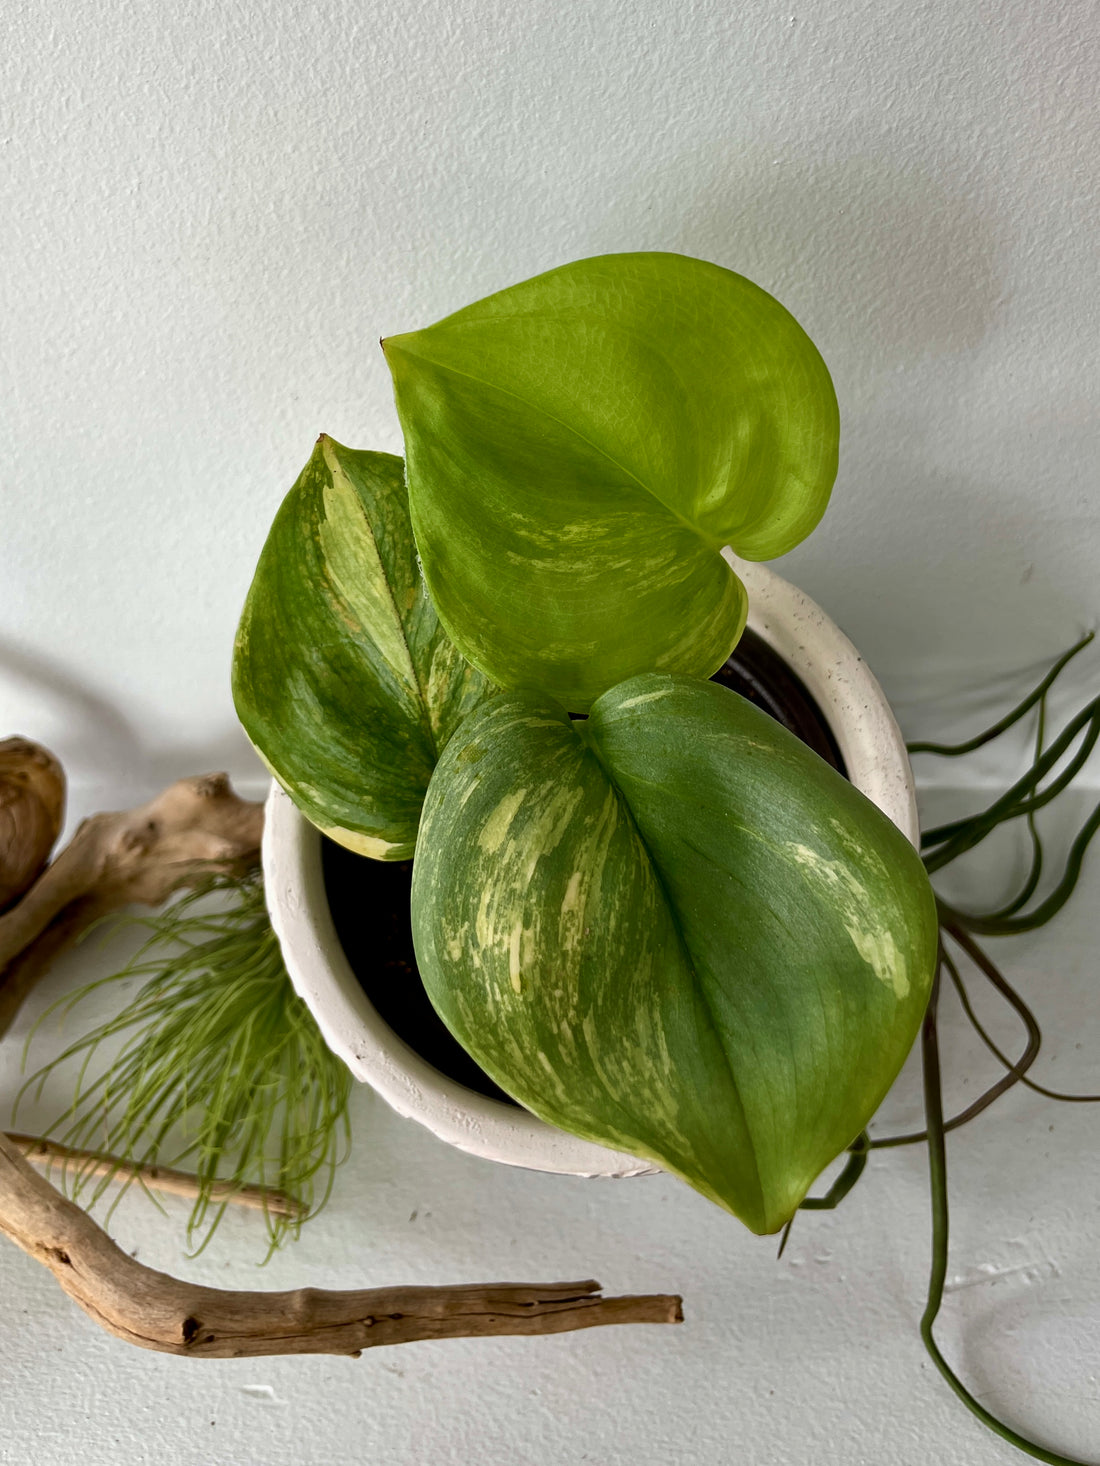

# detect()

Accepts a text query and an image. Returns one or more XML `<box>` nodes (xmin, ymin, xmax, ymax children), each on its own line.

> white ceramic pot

<box><xmin>262</xmin><ymin>554</ymin><xmax>919</xmax><ymax>1177</ymax></box>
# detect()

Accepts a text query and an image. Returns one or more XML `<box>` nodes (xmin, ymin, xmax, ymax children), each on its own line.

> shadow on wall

<box><xmin>779</xmin><ymin>437</ymin><xmax>1090</xmax><ymax>676</ymax></box>
<box><xmin>599</xmin><ymin>143</ymin><xmax>1004</xmax><ymax>388</ymax></box>
<box><xmin>591</xmin><ymin>142</ymin><xmax>1100</xmax><ymax>711</ymax></box>
<box><xmin>0</xmin><ymin>634</ymin><xmax>264</xmax><ymax>812</ymax></box>
<box><xmin>143</xmin><ymin>730</ymin><xmax>266</xmax><ymax>796</ymax></box>
<box><xmin>0</xmin><ymin>634</ymin><xmax>142</xmax><ymax>784</ymax></box>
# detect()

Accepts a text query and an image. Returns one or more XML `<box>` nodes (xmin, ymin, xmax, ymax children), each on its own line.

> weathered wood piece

<box><xmin>0</xmin><ymin>772</ymin><xmax>263</xmax><ymax>1038</ymax></box>
<box><xmin>0</xmin><ymin>1133</ymin><xmax>681</xmax><ymax>1357</ymax></box>
<box><xmin>0</xmin><ymin>737</ymin><xmax>66</xmax><ymax>912</ymax></box>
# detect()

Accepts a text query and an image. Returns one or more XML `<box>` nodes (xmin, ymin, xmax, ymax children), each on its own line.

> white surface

<box><xmin>3</xmin><ymin>0</ymin><xmax>1100</xmax><ymax>797</ymax></box>
<box><xmin>2</xmin><ymin>784</ymin><xmax>1099</xmax><ymax>1464</ymax></box>
<box><xmin>263</xmin><ymin>554</ymin><xmax>919</xmax><ymax>1176</ymax></box>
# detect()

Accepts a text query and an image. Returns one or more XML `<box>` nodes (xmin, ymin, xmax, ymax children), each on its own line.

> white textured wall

<box><xmin>4</xmin><ymin>0</ymin><xmax>1098</xmax><ymax>789</ymax></box>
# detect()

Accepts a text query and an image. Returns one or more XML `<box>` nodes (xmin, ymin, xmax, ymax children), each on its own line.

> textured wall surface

<box><xmin>3</xmin><ymin>0</ymin><xmax>1099</xmax><ymax>790</ymax></box>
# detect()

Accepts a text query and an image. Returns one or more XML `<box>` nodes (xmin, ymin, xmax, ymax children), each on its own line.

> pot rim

<box><xmin>262</xmin><ymin>556</ymin><xmax>919</xmax><ymax>1177</ymax></box>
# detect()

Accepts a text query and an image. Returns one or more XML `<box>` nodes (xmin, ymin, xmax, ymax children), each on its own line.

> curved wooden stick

<box><xmin>0</xmin><ymin>1133</ymin><xmax>682</xmax><ymax>1358</ymax></box>
<box><xmin>5</xmin><ymin>1132</ymin><xmax>305</xmax><ymax>1219</ymax></box>
<box><xmin>0</xmin><ymin>772</ymin><xmax>264</xmax><ymax>1038</ymax></box>
<box><xmin>0</xmin><ymin>774</ymin><xmax>683</xmax><ymax>1355</ymax></box>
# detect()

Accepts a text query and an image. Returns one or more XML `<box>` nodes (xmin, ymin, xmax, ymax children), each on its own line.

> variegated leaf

<box><xmin>384</xmin><ymin>252</ymin><xmax>838</xmax><ymax>711</ymax></box>
<box><xmin>411</xmin><ymin>675</ymin><xmax>937</xmax><ymax>1232</ymax></box>
<box><xmin>233</xmin><ymin>436</ymin><xmax>493</xmax><ymax>858</ymax></box>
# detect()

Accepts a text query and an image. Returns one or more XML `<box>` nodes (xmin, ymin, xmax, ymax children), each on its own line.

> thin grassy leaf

<box><xmin>17</xmin><ymin>874</ymin><xmax>351</xmax><ymax>1261</ymax></box>
<box><xmin>922</xmin><ymin>696</ymin><xmax>1100</xmax><ymax>869</ymax></box>
<box><xmin>954</xmin><ymin>798</ymin><xmax>1100</xmax><ymax>936</ymax></box>
<box><xmin>776</xmin><ymin>1132</ymin><xmax>870</xmax><ymax>1259</ymax></box>
<box><xmin>796</xmin><ymin>1133</ymin><xmax>870</xmax><ymax>1210</ymax></box>
<box><xmin>988</xmin><ymin>686</ymin><xmax>1048</xmax><ymax>920</ymax></box>
<box><xmin>919</xmin><ymin>970</ymin><xmax>1096</xmax><ymax>1465</ymax></box>
<box><xmin>908</xmin><ymin>632</ymin><xmax>1093</xmax><ymax>757</ymax></box>
<box><xmin>943</xmin><ymin>926</ymin><xmax>1100</xmax><ymax>1104</ymax></box>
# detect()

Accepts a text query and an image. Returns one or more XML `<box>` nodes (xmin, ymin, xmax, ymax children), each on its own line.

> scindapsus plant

<box><xmin>233</xmin><ymin>252</ymin><xmax>939</xmax><ymax>1236</ymax></box>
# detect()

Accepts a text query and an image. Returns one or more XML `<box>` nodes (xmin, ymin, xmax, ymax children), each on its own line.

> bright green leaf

<box><xmin>411</xmin><ymin>675</ymin><xmax>937</xmax><ymax>1232</ymax></box>
<box><xmin>384</xmin><ymin>252</ymin><xmax>838</xmax><ymax>711</ymax></box>
<box><xmin>233</xmin><ymin>436</ymin><xmax>493</xmax><ymax>859</ymax></box>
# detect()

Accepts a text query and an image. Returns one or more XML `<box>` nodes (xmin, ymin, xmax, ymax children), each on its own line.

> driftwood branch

<box><xmin>0</xmin><ymin>772</ymin><xmax>263</xmax><ymax>1039</ymax></box>
<box><xmin>0</xmin><ymin>771</ymin><xmax>682</xmax><ymax>1357</ymax></box>
<box><xmin>0</xmin><ymin>1133</ymin><xmax>681</xmax><ymax>1357</ymax></box>
<box><xmin>5</xmin><ymin>1133</ymin><xmax>304</xmax><ymax>1219</ymax></box>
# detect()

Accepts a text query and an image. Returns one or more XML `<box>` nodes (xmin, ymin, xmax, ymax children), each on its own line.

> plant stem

<box><xmin>919</xmin><ymin>966</ymin><xmax>1096</xmax><ymax>1466</ymax></box>
<box><xmin>5</xmin><ymin>1132</ymin><xmax>304</xmax><ymax>1218</ymax></box>
<box><xmin>907</xmin><ymin>632</ymin><xmax>1093</xmax><ymax>757</ymax></box>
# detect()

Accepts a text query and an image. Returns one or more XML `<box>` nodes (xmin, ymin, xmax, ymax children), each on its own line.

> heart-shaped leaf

<box><xmin>411</xmin><ymin>676</ymin><xmax>937</xmax><ymax>1232</ymax></box>
<box><xmin>233</xmin><ymin>436</ymin><xmax>493</xmax><ymax>858</ymax></box>
<box><xmin>384</xmin><ymin>253</ymin><xmax>839</xmax><ymax>711</ymax></box>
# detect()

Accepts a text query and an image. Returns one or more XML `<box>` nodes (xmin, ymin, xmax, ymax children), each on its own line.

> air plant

<box><xmin>17</xmin><ymin>873</ymin><xmax>351</xmax><ymax>1260</ymax></box>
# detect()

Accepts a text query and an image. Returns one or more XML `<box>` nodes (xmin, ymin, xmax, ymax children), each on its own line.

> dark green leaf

<box><xmin>411</xmin><ymin>674</ymin><xmax>937</xmax><ymax>1232</ymax></box>
<box><xmin>233</xmin><ymin>436</ymin><xmax>493</xmax><ymax>858</ymax></box>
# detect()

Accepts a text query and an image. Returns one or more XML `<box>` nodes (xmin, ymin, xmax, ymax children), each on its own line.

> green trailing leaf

<box><xmin>869</xmin><ymin>636</ymin><xmax>1100</xmax><ymax>1461</ymax></box>
<box><xmin>233</xmin><ymin>436</ymin><xmax>493</xmax><ymax>859</ymax></box>
<box><xmin>907</xmin><ymin>631</ymin><xmax>1093</xmax><ymax>757</ymax></box>
<box><xmin>411</xmin><ymin>674</ymin><xmax>937</xmax><ymax>1233</ymax></box>
<box><xmin>919</xmin><ymin>978</ymin><xmax>1098</xmax><ymax>1466</ymax></box>
<box><xmin>912</xmin><ymin>630</ymin><xmax>1100</xmax><ymax>931</ymax></box>
<box><xmin>384</xmin><ymin>252</ymin><xmax>839</xmax><ymax>711</ymax></box>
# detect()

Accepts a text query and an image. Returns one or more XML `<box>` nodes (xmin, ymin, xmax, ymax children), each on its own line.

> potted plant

<box><xmin>233</xmin><ymin>252</ymin><xmax>938</xmax><ymax>1236</ymax></box>
<box><xmin>257</xmin><ymin>552</ymin><xmax>921</xmax><ymax>1183</ymax></box>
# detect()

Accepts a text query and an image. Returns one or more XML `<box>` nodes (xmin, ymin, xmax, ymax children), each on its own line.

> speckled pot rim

<box><xmin>262</xmin><ymin>556</ymin><xmax>919</xmax><ymax>1178</ymax></box>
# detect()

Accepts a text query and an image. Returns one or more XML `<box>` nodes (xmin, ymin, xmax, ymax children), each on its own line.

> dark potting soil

<box><xmin>321</xmin><ymin>629</ymin><xmax>848</xmax><ymax>1106</ymax></box>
